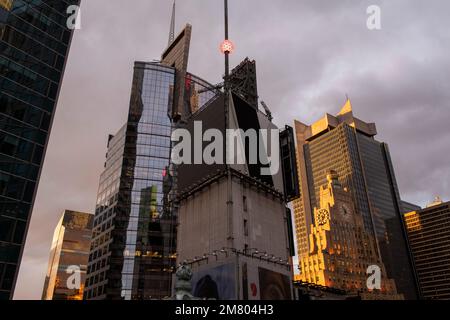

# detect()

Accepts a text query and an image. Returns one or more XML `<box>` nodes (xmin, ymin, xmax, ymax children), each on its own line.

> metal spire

<box><xmin>168</xmin><ymin>0</ymin><xmax>176</xmax><ymax>45</ymax></box>
<box><xmin>224</xmin><ymin>0</ymin><xmax>230</xmax><ymax>84</ymax></box>
<box><xmin>223</xmin><ymin>0</ymin><xmax>234</xmax><ymax>246</ymax></box>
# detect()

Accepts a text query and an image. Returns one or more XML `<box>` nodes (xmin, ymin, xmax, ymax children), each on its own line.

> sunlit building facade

<box><xmin>0</xmin><ymin>0</ymin><xmax>79</xmax><ymax>299</ymax></box>
<box><xmin>293</xmin><ymin>100</ymin><xmax>418</xmax><ymax>299</ymax></box>
<box><xmin>42</xmin><ymin>210</ymin><xmax>93</xmax><ymax>300</ymax></box>
<box><xmin>404</xmin><ymin>199</ymin><xmax>450</xmax><ymax>299</ymax></box>
<box><xmin>298</xmin><ymin>171</ymin><xmax>402</xmax><ymax>299</ymax></box>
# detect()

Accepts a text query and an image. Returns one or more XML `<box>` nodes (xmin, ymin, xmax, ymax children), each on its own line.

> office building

<box><xmin>84</xmin><ymin>62</ymin><xmax>177</xmax><ymax>300</ymax></box>
<box><xmin>175</xmin><ymin>58</ymin><xmax>298</xmax><ymax>300</ymax></box>
<box><xmin>84</xmin><ymin>20</ymin><xmax>218</xmax><ymax>299</ymax></box>
<box><xmin>293</xmin><ymin>99</ymin><xmax>418</xmax><ymax>299</ymax></box>
<box><xmin>298</xmin><ymin>171</ymin><xmax>402</xmax><ymax>299</ymax></box>
<box><xmin>42</xmin><ymin>210</ymin><xmax>93</xmax><ymax>300</ymax></box>
<box><xmin>404</xmin><ymin>198</ymin><xmax>450</xmax><ymax>299</ymax></box>
<box><xmin>0</xmin><ymin>0</ymin><xmax>79</xmax><ymax>299</ymax></box>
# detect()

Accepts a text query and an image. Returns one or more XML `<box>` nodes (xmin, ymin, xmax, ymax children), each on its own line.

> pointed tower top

<box><xmin>338</xmin><ymin>96</ymin><xmax>353</xmax><ymax>116</ymax></box>
<box><xmin>168</xmin><ymin>0</ymin><xmax>176</xmax><ymax>45</ymax></box>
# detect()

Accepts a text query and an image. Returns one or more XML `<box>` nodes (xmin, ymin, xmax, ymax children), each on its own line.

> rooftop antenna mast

<box><xmin>221</xmin><ymin>0</ymin><xmax>235</xmax><ymax>247</ymax></box>
<box><xmin>168</xmin><ymin>0</ymin><xmax>176</xmax><ymax>45</ymax></box>
<box><xmin>224</xmin><ymin>0</ymin><xmax>230</xmax><ymax>88</ymax></box>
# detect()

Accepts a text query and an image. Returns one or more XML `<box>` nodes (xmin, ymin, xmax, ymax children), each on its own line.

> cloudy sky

<box><xmin>14</xmin><ymin>0</ymin><xmax>450</xmax><ymax>299</ymax></box>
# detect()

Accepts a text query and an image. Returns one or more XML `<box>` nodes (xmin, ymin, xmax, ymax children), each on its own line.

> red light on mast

<box><xmin>220</xmin><ymin>40</ymin><xmax>234</xmax><ymax>54</ymax></box>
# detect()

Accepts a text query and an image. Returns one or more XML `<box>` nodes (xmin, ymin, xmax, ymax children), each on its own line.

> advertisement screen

<box><xmin>191</xmin><ymin>263</ymin><xmax>236</xmax><ymax>300</ymax></box>
<box><xmin>258</xmin><ymin>267</ymin><xmax>292</xmax><ymax>300</ymax></box>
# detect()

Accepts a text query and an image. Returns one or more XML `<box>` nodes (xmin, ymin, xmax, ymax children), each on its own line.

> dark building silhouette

<box><xmin>404</xmin><ymin>199</ymin><xmax>450</xmax><ymax>300</ymax></box>
<box><xmin>0</xmin><ymin>0</ymin><xmax>79</xmax><ymax>299</ymax></box>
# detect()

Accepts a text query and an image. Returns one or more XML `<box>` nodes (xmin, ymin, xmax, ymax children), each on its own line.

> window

<box><xmin>0</xmin><ymin>216</ymin><xmax>14</xmax><ymax>242</ymax></box>
<box><xmin>243</xmin><ymin>196</ymin><xmax>248</xmax><ymax>212</ymax></box>
<box><xmin>244</xmin><ymin>219</ymin><xmax>249</xmax><ymax>237</ymax></box>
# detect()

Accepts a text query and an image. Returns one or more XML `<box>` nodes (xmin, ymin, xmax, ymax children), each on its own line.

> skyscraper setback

<box><xmin>0</xmin><ymin>0</ymin><xmax>79</xmax><ymax>299</ymax></box>
<box><xmin>293</xmin><ymin>100</ymin><xmax>419</xmax><ymax>299</ymax></box>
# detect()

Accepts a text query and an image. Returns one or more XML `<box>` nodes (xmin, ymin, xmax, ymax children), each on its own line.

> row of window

<box><xmin>0</xmin><ymin>262</ymin><xmax>15</xmax><ymax>291</ymax></box>
<box><xmin>1</xmin><ymin>40</ymin><xmax>62</xmax><ymax>82</ymax></box>
<box><xmin>87</xmin><ymin>258</ymin><xmax>107</xmax><ymax>276</ymax></box>
<box><xmin>84</xmin><ymin>283</ymin><xmax>106</xmax><ymax>299</ymax></box>
<box><xmin>2</xmin><ymin>23</ymin><xmax>61</xmax><ymax>72</ymax></box>
<box><xmin>0</xmin><ymin>200</ymin><xmax>30</xmax><ymax>220</ymax></box>
<box><xmin>0</xmin><ymin>215</ymin><xmax>26</xmax><ymax>244</ymax></box>
<box><xmin>8</xmin><ymin>6</ymin><xmax>68</xmax><ymax>55</ymax></box>
<box><xmin>12</xmin><ymin>0</ymin><xmax>70</xmax><ymax>40</ymax></box>
<box><xmin>0</xmin><ymin>172</ymin><xmax>35</xmax><ymax>202</ymax></box>
<box><xmin>1</xmin><ymin>75</ymin><xmax>55</xmax><ymax>112</ymax></box>
<box><xmin>0</xmin><ymin>130</ymin><xmax>44</xmax><ymax>163</ymax></box>
<box><xmin>0</xmin><ymin>242</ymin><xmax>19</xmax><ymax>263</ymax></box>
<box><xmin>1</xmin><ymin>93</ymin><xmax>51</xmax><ymax>130</ymax></box>
<box><xmin>1</xmin><ymin>56</ymin><xmax>58</xmax><ymax>98</ymax></box>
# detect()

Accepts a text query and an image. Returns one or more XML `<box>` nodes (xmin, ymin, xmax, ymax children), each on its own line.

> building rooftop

<box><xmin>426</xmin><ymin>196</ymin><xmax>445</xmax><ymax>208</ymax></box>
<box><xmin>295</xmin><ymin>98</ymin><xmax>377</xmax><ymax>141</ymax></box>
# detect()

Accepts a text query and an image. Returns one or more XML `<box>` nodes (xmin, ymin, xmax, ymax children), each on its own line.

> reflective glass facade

<box><xmin>42</xmin><ymin>210</ymin><xmax>93</xmax><ymax>300</ymax></box>
<box><xmin>357</xmin><ymin>134</ymin><xmax>419</xmax><ymax>299</ymax></box>
<box><xmin>0</xmin><ymin>0</ymin><xmax>79</xmax><ymax>299</ymax></box>
<box><xmin>85</xmin><ymin>63</ymin><xmax>177</xmax><ymax>300</ymax></box>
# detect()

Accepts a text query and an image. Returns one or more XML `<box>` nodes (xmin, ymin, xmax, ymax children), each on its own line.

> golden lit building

<box><xmin>42</xmin><ymin>210</ymin><xmax>93</xmax><ymax>300</ymax></box>
<box><xmin>404</xmin><ymin>198</ymin><xmax>450</xmax><ymax>300</ymax></box>
<box><xmin>293</xmin><ymin>99</ymin><xmax>418</xmax><ymax>299</ymax></box>
<box><xmin>298</xmin><ymin>171</ymin><xmax>402</xmax><ymax>299</ymax></box>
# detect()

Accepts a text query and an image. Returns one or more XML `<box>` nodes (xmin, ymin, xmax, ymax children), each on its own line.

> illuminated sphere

<box><xmin>220</xmin><ymin>40</ymin><xmax>234</xmax><ymax>54</ymax></box>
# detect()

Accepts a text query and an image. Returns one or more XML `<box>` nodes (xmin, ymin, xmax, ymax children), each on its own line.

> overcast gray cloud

<box><xmin>13</xmin><ymin>0</ymin><xmax>450</xmax><ymax>299</ymax></box>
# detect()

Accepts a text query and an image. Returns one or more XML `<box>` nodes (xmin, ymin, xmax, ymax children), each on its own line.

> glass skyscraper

<box><xmin>84</xmin><ymin>62</ymin><xmax>177</xmax><ymax>300</ymax></box>
<box><xmin>42</xmin><ymin>210</ymin><xmax>93</xmax><ymax>300</ymax></box>
<box><xmin>84</xmin><ymin>20</ymin><xmax>218</xmax><ymax>299</ymax></box>
<box><xmin>0</xmin><ymin>0</ymin><xmax>79</xmax><ymax>299</ymax></box>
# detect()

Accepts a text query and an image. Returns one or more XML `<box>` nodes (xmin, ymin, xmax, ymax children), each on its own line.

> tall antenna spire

<box><xmin>168</xmin><ymin>0</ymin><xmax>176</xmax><ymax>45</ymax></box>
